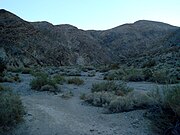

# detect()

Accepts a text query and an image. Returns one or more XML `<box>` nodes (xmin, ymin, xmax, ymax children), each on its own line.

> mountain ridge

<box><xmin>0</xmin><ymin>9</ymin><xmax>179</xmax><ymax>67</ymax></box>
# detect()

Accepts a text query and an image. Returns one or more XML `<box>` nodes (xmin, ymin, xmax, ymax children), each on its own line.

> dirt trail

<box><xmin>2</xmin><ymin>73</ymin><xmax>159</xmax><ymax>135</ymax></box>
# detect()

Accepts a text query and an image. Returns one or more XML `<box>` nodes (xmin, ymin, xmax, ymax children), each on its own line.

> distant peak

<box><xmin>56</xmin><ymin>24</ymin><xmax>78</xmax><ymax>29</ymax></box>
<box><xmin>0</xmin><ymin>9</ymin><xmax>8</xmax><ymax>13</ymax></box>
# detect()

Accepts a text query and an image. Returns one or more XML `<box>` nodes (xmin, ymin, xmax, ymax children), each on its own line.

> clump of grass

<box><xmin>53</xmin><ymin>75</ymin><xmax>66</xmax><ymax>85</ymax></box>
<box><xmin>67</xmin><ymin>77</ymin><xmax>84</xmax><ymax>85</ymax></box>
<box><xmin>0</xmin><ymin>88</ymin><xmax>24</xmax><ymax>131</ymax></box>
<box><xmin>91</xmin><ymin>81</ymin><xmax>133</xmax><ymax>96</ymax></box>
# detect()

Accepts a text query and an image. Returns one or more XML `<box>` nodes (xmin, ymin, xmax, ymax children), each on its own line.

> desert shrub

<box><xmin>91</xmin><ymin>81</ymin><xmax>133</xmax><ymax>96</ymax></box>
<box><xmin>67</xmin><ymin>77</ymin><xmax>84</xmax><ymax>85</ymax></box>
<box><xmin>96</xmin><ymin>65</ymin><xmax>110</xmax><ymax>72</ymax></box>
<box><xmin>109</xmin><ymin>91</ymin><xmax>152</xmax><ymax>113</ymax></box>
<box><xmin>163</xmin><ymin>85</ymin><xmax>180</xmax><ymax>117</ymax></box>
<box><xmin>104</xmin><ymin>69</ymin><xmax>126</xmax><ymax>80</ymax></box>
<box><xmin>124</xmin><ymin>68</ymin><xmax>145</xmax><ymax>81</ymax></box>
<box><xmin>145</xmin><ymin>85</ymin><xmax>180</xmax><ymax>134</ymax></box>
<box><xmin>0</xmin><ymin>89</ymin><xmax>24</xmax><ymax>131</ymax></box>
<box><xmin>30</xmin><ymin>71</ymin><xmax>48</xmax><ymax>78</ymax></box>
<box><xmin>80</xmin><ymin>93</ymin><xmax>86</xmax><ymax>100</ymax></box>
<box><xmin>152</xmin><ymin>69</ymin><xmax>168</xmax><ymax>84</ymax></box>
<box><xmin>53</xmin><ymin>75</ymin><xmax>66</xmax><ymax>84</ymax></box>
<box><xmin>143</xmin><ymin>68</ymin><xmax>153</xmax><ymax>81</ymax></box>
<box><xmin>104</xmin><ymin>68</ymin><xmax>145</xmax><ymax>82</ymax></box>
<box><xmin>30</xmin><ymin>75</ymin><xmax>56</xmax><ymax>91</ymax></box>
<box><xmin>84</xmin><ymin>92</ymin><xmax>117</xmax><ymax>107</ymax></box>
<box><xmin>109</xmin><ymin>63</ymin><xmax>120</xmax><ymax>70</ymax></box>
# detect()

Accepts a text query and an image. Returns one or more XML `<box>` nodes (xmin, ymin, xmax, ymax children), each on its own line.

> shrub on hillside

<box><xmin>67</xmin><ymin>77</ymin><xmax>84</xmax><ymax>85</ymax></box>
<box><xmin>0</xmin><ymin>88</ymin><xmax>24</xmax><ymax>131</ymax></box>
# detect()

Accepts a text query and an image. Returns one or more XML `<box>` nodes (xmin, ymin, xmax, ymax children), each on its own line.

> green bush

<box><xmin>151</xmin><ymin>69</ymin><xmax>176</xmax><ymax>84</ymax></box>
<box><xmin>83</xmin><ymin>92</ymin><xmax>117</xmax><ymax>107</ymax></box>
<box><xmin>30</xmin><ymin>75</ymin><xmax>56</xmax><ymax>91</ymax></box>
<box><xmin>91</xmin><ymin>81</ymin><xmax>133</xmax><ymax>96</ymax></box>
<box><xmin>145</xmin><ymin>85</ymin><xmax>180</xmax><ymax>134</ymax></box>
<box><xmin>124</xmin><ymin>68</ymin><xmax>144</xmax><ymax>81</ymax></box>
<box><xmin>109</xmin><ymin>91</ymin><xmax>152</xmax><ymax>113</ymax></box>
<box><xmin>104</xmin><ymin>69</ymin><xmax>126</xmax><ymax>80</ymax></box>
<box><xmin>163</xmin><ymin>85</ymin><xmax>180</xmax><ymax>117</ymax></box>
<box><xmin>0</xmin><ymin>89</ymin><xmax>24</xmax><ymax>131</ymax></box>
<box><xmin>143</xmin><ymin>68</ymin><xmax>153</xmax><ymax>81</ymax></box>
<box><xmin>67</xmin><ymin>77</ymin><xmax>84</xmax><ymax>85</ymax></box>
<box><xmin>53</xmin><ymin>75</ymin><xmax>66</xmax><ymax>84</ymax></box>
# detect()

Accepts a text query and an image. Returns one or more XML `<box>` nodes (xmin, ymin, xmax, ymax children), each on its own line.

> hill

<box><xmin>0</xmin><ymin>9</ymin><xmax>179</xmax><ymax>67</ymax></box>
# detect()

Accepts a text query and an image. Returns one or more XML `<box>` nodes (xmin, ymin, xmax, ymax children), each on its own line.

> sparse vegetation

<box><xmin>109</xmin><ymin>91</ymin><xmax>153</xmax><ymax>113</ymax></box>
<box><xmin>7</xmin><ymin>67</ymin><xmax>32</xmax><ymax>74</ymax></box>
<box><xmin>53</xmin><ymin>75</ymin><xmax>66</xmax><ymax>84</ymax></box>
<box><xmin>91</xmin><ymin>81</ymin><xmax>133</xmax><ymax>95</ymax></box>
<box><xmin>30</xmin><ymin>73</ymin><xmax>57</xmax><ymax>92</ymax></box>
<box><xmin>67</xmin><ymin>77</ymin><xmax>84</xmax><ymax>85</ymax></box>
<box><xmin>0</xmin><ymin>87</ymin><xmax>24</xmax><ymax>131</ymax></box>
<box><xmin>104</xmin><ymin>66</ymin><xmax>179</xmax><ymax>84</ymax></box>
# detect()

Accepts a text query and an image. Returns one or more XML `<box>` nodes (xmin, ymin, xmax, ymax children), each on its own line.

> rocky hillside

<box><xmin>0</xmin><ymin>9</ymin><xmax>179</xmax><ymax>67</ymax></box>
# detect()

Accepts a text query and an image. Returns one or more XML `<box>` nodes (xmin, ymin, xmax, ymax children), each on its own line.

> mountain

<box><xmin>0</xmin><ymin>9</ymin><xmax>179</xmax><ymax>67</ymax></box>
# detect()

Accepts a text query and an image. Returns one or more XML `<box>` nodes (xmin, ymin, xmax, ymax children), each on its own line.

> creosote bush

<box><xmin>0</xmin><ymin>87</ymin><xmax>24</xmax><ymax>131</ymax></box>
<box><xmin>67</xmin><ymin>77</ymin><xmax>84</xmax><ymax>85</ymax></box>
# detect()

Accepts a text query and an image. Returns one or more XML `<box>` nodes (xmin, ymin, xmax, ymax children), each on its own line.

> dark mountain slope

<box><xmin>0</xmin><ymin>9</ymin><xmax>179</xmax><ymax>67</ymax></box>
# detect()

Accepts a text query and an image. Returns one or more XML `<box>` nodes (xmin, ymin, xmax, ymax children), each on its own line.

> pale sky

<box><xmin>1</xmin><ymin>0</ymin><xmax>180</xmax><ymax>30</ymax></box>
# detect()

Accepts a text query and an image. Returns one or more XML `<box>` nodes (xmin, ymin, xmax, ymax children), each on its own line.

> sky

<box><xmin>1</xmin><ymin>0</ymin><xmax>180</xmax><ymax>30</ymax></box>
